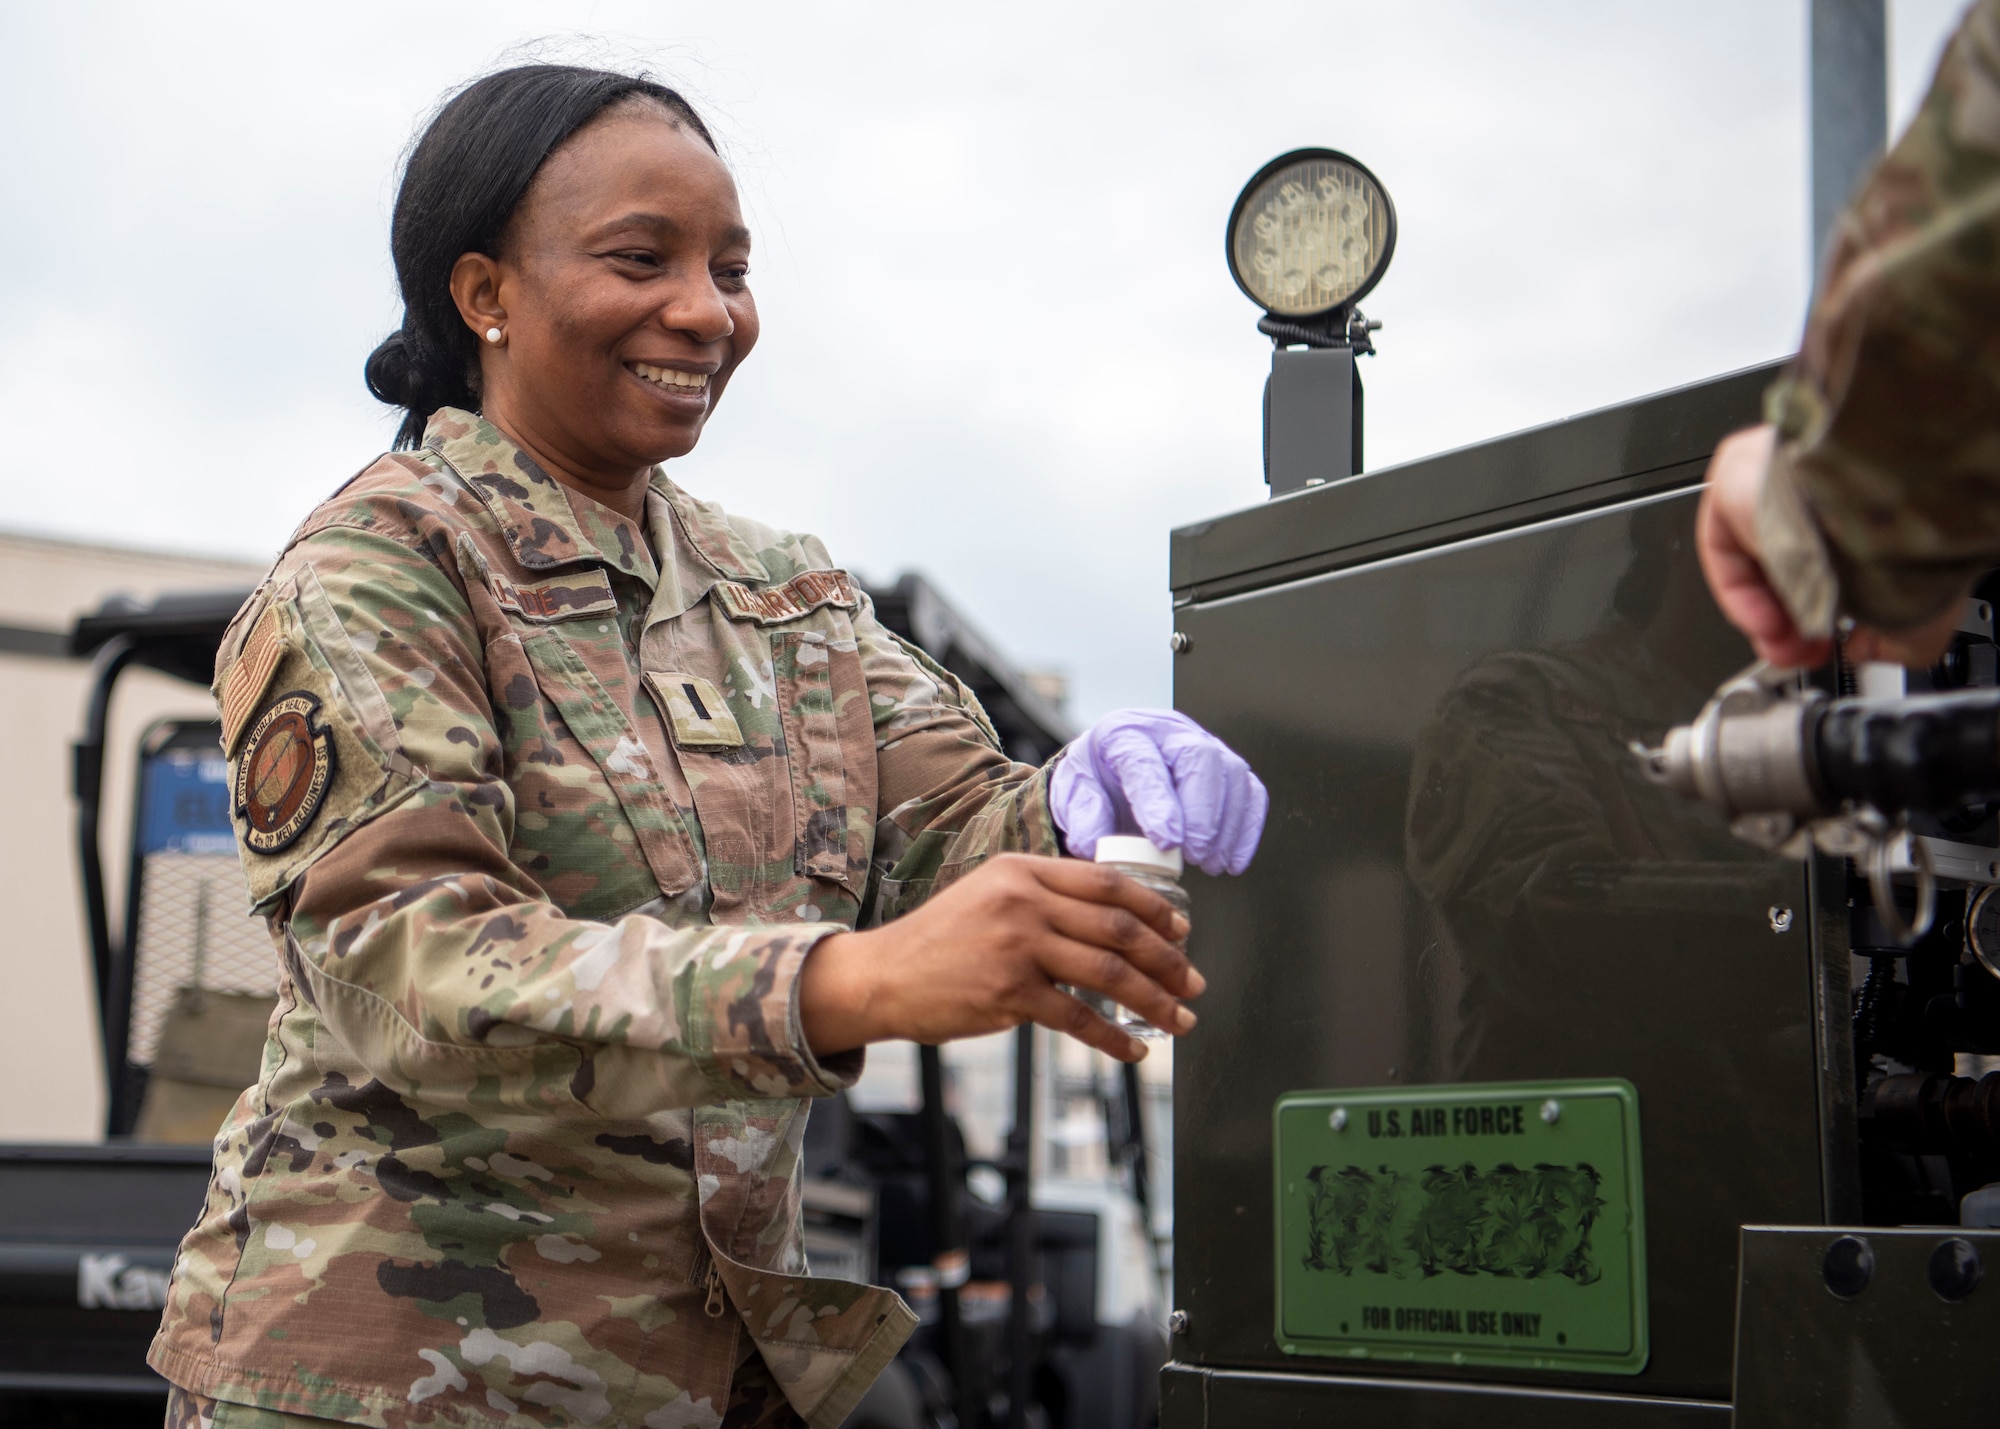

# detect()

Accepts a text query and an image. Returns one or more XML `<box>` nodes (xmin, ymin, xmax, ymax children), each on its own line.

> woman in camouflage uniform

<box><xmin>149</xmin><ymin>65</ymin><xmax>1265</xmax><ymax>1429</ymax></box>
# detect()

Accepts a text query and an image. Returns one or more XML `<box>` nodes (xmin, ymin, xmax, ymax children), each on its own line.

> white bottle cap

<box><xmin>1093</xmin><ymin>835</ymin><xmax>1183</xmax><ymax>876</ymax></box>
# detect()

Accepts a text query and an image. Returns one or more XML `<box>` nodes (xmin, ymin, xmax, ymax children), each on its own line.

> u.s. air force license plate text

<box><xmin>1273</xmin><ymin>1079</ymin><xmax>1647</xmax><ymax>1374</ymax></box>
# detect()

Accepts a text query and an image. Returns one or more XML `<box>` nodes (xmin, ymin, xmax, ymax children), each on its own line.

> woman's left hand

<box><xmin>1049</xmin><ymin>709</ymin><xmax>1268</xmax><ymax>876</ymax></box>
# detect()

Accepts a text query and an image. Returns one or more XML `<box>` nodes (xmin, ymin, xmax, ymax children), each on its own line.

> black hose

<box><xmin>1257</xmin><ymin>313</ymin><xmax>1343</xmax><ymax>348</ymax></box>
<box><xmin>1812</xmin><ymin>688</ymin><xmax>2000</xmax><ymax>817</ymax></box>
<box><xmin>1853</xmin><ymin>958</ymin><xmax>1897</xmax><ymax>1077</ymax></box>
<box><xmin>1862</xmin><ymin>1071</ymin><xmax>2000</xmax><ymax>1154</ymax></box>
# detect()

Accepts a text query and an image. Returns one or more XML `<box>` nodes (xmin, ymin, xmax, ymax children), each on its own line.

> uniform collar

<box><xmin>422</xmin><ymin>408</ymin><xmax>657</xmax><ymax>587</ymax></box>
<box><xmin>653</xmin><ymin>479</ymin><xmax>769</xmax><ymax>584</ymax></box>
<box><xmin>639</xmin><ymin>475</ymin><xmax>772</xmax><ymax>626</ymax></box>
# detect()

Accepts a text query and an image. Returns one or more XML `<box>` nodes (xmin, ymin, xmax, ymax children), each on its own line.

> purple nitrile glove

<box><xmin>1049</xmin><ymin>709</ymin><xmax>1269</xmax><ymax>876</ymax></box>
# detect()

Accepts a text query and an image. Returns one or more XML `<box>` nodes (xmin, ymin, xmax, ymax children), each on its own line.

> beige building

<box><xmin>0</xmin><ymin>530</ymin><xmax>264</xmax><ymax>1141</ymax></box>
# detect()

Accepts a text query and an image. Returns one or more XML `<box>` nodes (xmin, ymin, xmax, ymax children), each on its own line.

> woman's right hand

<box><xmin>799</xmin><ymin>853</ymin><xmax>1204</xmax><ymax>1063</ymax></box>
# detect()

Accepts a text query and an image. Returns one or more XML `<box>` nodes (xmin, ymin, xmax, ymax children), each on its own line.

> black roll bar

<box><xmin>73</xmin><ymin>633</ymin><xmax>139</xmax><ymax>1097</ymax></box>
<box><xmin>67</xmin><ymin>590</ymin><xmax>253</xmax><ymax>1136</ymax></box>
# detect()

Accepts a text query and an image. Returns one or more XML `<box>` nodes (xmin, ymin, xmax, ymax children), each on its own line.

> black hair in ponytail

<box><xmin>363</xmin><ymin>65</ymin><xmax>716</xmax><ymax>448</ymax></box>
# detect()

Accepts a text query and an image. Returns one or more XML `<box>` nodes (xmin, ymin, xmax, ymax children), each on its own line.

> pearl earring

<box><xmin>484</xmin><ymin>326</ymin><xmax>503</xmax><ymax>344</ymax></box>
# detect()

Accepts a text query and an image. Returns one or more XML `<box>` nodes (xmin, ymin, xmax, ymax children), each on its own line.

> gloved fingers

<box><xmin>1159</xmin><ymin>734</ymin><xmax>1267</xmax><ymax>876</ymax></box>
<box><xmin>1160</xmin><ymin>734</ymin><xmax>1235</xmax><ymax>871</ymax></box>
<box><xmin>1067</xmin><ymin>711</ymin><xmax>1265</xmax><ymax>872</ymax></box>
<box><xmin>1183</xmin><ymin>743</ymin><xmax>1258</xmax><ymax>875</ymax></box>
<box><xmin>1096</xmin><ymin>724</ymin><xmax>1186</xmax><ymax>850</ymax></box>
<box><xmin>1213</xmin><ymin>764</ymin><xmax>1270</xmax><ymax>875</ymax></box>
<box><xmin>1051</xmin><ymin>758</ymin><xmax>1117</xmax><ymax>860</ymax></box>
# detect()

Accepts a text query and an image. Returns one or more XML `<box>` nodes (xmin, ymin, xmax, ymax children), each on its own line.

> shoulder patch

<box><xmin>220</xmin><ymin>606</ymin><xmax>286</xmax><ymax>757</ymax></box>
<box><xmin>492</xmin><ymin>568</ymin><xmax>619</xmax><ymax>623</ymax></box>
<box><xmin>234</xmin><ymin>691</ymin><xmax>338</xmax><ymax>855</ymax></box>
<box><xmin>711</xmin><ymin>570</ymin><xmax>859</xmax><ymax>625</ymax></box>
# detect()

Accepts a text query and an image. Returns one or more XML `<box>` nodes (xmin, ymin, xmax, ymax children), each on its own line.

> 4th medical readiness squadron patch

<box><xmin>234</xmin><ymin>691</ymin><xmax>337</xmax><ymax>854</ymax></box>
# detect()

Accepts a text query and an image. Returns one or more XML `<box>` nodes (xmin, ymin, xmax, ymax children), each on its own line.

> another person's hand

<box><xmin>1695</xmin><ymin>425</ymin><xmax>1833</xmax><ymax>668</ymax></box>
<box><xmin>1049</xmin><ymin>709</ymin><xmax>1268</xmax><ymax>875</ymax></box>
<box><xmin>800</xmin><ymin>853</ymin><xmax>1203</xmax><ymax>1062</ymax></box>
<box><xmin>1697</xmin><ymin>425</ymin><xmax>1965</xmax><ymax>669</ymax></box>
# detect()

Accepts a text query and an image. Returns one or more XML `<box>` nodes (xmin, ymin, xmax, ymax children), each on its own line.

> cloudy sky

<box><xmin>0</xmin><ymin>2</ymin><xmax>1969</xmax><ymax>719</ymax></box>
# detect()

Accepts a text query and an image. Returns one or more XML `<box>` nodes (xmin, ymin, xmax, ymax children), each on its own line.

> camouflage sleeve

<box><xmin>849</xmin><ymin>594</ymin><xmax>1063</xmax><ymax>924</ymax></box>
<box><xmin>232</xmin><ymin>527</ymin><xmax>859</xmax><ymax>1122</ymax></box>
<box><xmin>1757</xmin><ymin>0</ymin><xmax>2000</xmax><ymax>635</ymax></box>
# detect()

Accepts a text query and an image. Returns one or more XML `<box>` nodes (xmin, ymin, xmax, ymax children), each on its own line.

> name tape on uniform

<box><xmin>491</xmin><ymin>569</ymin><xmax>619</xmax><ymax>623</ymax></box>
<box><xmin>711</xmin><ymin>570</ymin><xmax>859</xmax><ymax>626</ymax></box>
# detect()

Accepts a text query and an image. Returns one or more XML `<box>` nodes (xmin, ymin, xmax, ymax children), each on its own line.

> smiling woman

<box><xmin>145</xmin><ymin>63</ymin><xmax>1265</xmax><ymax>1429</ymax></box>
<box><xmin>361</xmin><ymin>69</ymin><xmax>747</xmax><ymax>471</ymax></box>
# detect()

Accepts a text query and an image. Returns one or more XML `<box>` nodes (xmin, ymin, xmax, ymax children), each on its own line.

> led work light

<box><xmin>1230</xmin><ymin>147</ymin><xmax>1396</xmax><ymax>498</ymax></box>
<box><xmin>1227</xmin><ymin>148</ymin><xmax>1396</xmax><ymax>340</ymax></box>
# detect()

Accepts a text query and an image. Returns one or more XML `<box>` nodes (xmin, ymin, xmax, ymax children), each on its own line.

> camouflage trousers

<box><xmin>163</xmin><ymin>1335</ymin><xmax>805</xmax><ymax>1429</ymax></box>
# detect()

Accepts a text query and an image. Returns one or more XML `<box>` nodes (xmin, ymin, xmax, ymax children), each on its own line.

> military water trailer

<box><xmin>1160</xmin><ymin>360</ymin><xmax>2000</xmax><ymax>1426</ymax></box>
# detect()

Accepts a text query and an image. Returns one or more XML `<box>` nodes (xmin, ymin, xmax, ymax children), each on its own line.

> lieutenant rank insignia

<box><xmin>234</xmin><ymin>691</ymin><xmax>337</xmax><ymax>854</ymax></box>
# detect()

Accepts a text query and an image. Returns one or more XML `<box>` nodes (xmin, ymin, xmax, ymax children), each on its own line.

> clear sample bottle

<box><xmin>1072</xmin><ymin>835</ymin><xmax>1191</xmax><ymax>1039</ymax></box>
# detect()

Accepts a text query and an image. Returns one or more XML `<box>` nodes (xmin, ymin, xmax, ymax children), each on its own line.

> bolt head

<box><xmin>1169</xmin><ymin>631</ymin><xmax>1192</xmax><ymax>654</ymax></box>
<box><xmin>1329</xmin><ymin>1108</ymin><xmax>1348</xmax><ymax>1131</ymax></box>
<box><xmin>1930</xmin><ymin>1238</ymin><xmax>1984</xmax><ymax>1302</ymax></box>
<box><xmin>1540</xmin><ymin>1099</ymin><xmax>1561</xmax><ymax>1125</ymax></box>
<box><xmin>1823</xmin><ymin>1235</ymin><xmax>1874</xmax><ymax>1298</ymax></box>
<box><xmin>1769</xmin><ymin>906</ymin><xmax>1794</xmax><ymax>934</ymax></box>
<box><xmin>1169</xmin><ymin>1309</ymin><xmax>1189</xmax><ymax>1335</ymax></box>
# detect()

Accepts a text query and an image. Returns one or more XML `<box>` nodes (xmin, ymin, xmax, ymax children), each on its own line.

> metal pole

<box><xmin>1004</xmin><ymin>1024</ymin><xmax>1036</xmax><ymax>1428</ymax></box>
<box><xmin>1809</xmin><ymin>0</ymin><xmax>1888</xmax><ymax>280</ymax></box>
<box><xmin>918</xmin><ymin>1044</ymin><xmax>976</xmax><ymax>1429</ymax></box>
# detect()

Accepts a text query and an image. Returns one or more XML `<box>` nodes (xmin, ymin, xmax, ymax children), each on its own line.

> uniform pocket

<box><xmin>860</xmin><ymin>875</ymin><xmax>932</xmax><ymax>929</ymax></box>
<box><xmin>774</xmin><ymin>629</ymin><xmax>874</xmax><ymax>898</ymax></box>
<box><xmin>515</xmin><ymin>626</ymin><xmax>702</xmax><ymax>909</ymax></box>
<box><xmin>664</xmin><ymin>599</ymin><xmax>877</xmax><ymax>922</ymax></box>
<box><xmin>693</xmin><ymin>1099</ymin><xmax>807</xmax><ymax>1269</ymax></box>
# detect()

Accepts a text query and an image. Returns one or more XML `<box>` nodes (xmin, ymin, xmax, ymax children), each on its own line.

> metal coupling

<box><xmin>1639</xmin><ymin>661</ymin><xmax>1945</xmax><ymax>944</ymax></box>
<box><xmin>1636</xmin><ymin>662</ymin><xmax>1827</xmax><ymax>848</ymax></box>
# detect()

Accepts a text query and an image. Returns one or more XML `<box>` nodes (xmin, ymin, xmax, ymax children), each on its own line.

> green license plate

<box><xmin>1273</xmin><ymin>1079</ymin><xmax>1647</xmax><ymax>1375</ymax></box>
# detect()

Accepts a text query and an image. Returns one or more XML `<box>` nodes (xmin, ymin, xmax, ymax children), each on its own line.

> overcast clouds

<box><xmin>0</xmin><ymin>2</ymin><xmax>1969</xmax><ymax>718</ymax></box>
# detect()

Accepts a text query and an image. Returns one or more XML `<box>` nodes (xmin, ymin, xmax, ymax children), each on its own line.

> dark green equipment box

<box><xmin>1164</xmin><ymin>364</ymin><xmax>1887</xmax><ymax>1426</ymax></box>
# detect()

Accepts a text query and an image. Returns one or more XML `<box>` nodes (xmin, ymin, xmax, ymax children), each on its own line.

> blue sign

<box><xmin>138</xmin><ymin>749</ymin><xmax>235</xmax><ymax>856</ymax></box>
